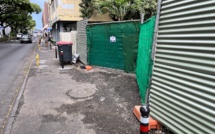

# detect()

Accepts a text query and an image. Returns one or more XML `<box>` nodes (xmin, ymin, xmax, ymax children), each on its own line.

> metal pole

<box><xmin>55</xmin><ymin>47</ymin><xmax>57</xmax><ymax>59</ymax></box>
<box><xmin>145</xmin><ymin>0</ymin><xmax>163</xmax><ymax>105</ymax></box>
<box><xmin>50</xmin><ymin>42</ymin><xmax>52</xmax><ymax>50</ymax></box>
<box><xmin>60</xmin><ymin>50</ymin><xmax>64</xmax><ymax>69</ymax></box>
<box><xmin>140</xmin><ymin>105</ymin><xmax>150</xmax><ymax>134</ymax></box>
<box><xmin>141</xmin><ymin>13</ymin><xmax>145</xmax><ymax>24</ymax></box>
<box><xmin>151</xmin><ymin>0</ymin><xmax>162</xmax><ymax>60</ymax></box>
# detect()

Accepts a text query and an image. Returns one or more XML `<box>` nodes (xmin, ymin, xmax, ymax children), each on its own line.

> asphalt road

<box><xmin>0</xmin><ymin>39</ymin><xmax>36</xmax><ymax>133</ymax></box>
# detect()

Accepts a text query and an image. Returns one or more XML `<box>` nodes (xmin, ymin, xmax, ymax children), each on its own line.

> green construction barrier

<box><xmin>87</xmin><ymin>21</ymin><xmax>140</xmax><ymax>72</ymax></box>
<box><xmin>136</xmin><ymin>16</ymin><xmax>156</xmax><ymax>103</ymax></box>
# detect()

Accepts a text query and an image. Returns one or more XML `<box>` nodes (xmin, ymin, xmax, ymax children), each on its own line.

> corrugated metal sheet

<box><xmin>77</xmin><ymin>19</ymin><xmax>88</xmax><ymax>64</ymax></box>
<box><xmin>59</xmin><ymin>32</ymin><xmax>77</xmax><ymax>54</ymax></box>
<box><xmin>150</xmin><ymin>0</ymin><xmax>215</xmax><ymax>134</ymax></box>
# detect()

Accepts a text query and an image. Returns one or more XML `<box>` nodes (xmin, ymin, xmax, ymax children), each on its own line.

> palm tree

<box><xmin>94</xmin><ymin>0</ymin><xmax>132</xmax><ymax>21</ymax></box>
<box><xmin>79</xmin><ymin>0</ymin><xmax>95</xmax><ymax>19</ymax></box>
<box><xmin>130</xmin><ymin>0</ymin><xmax>157</xmax><ymax>20</ymax></box>
<box><xmin>79</xmin><ymin>0</ymin><xmax>157</xmax><ymax>21</ymax></box>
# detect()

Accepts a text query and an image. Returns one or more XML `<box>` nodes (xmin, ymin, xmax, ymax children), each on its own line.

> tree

<box><xmin>79</xmin><ymin>0</ymin><xmax>157</xmax><ymax>21</ymax></box>
<box><xmin>10</xmin><ymin>15</ymin><xmax>36</xmax><ymax>34</ymax></box>
<box><xmin>0</xmin><ymin>0</ymin><xmax>41</xmax><ymax>36</ymax></box>
<box><xmin>79</xmin><ymin>0</ymin><xmax>95</xmax><ymax>19</ymax></box>
<box><xmin>94</xmin><ymin>0</ymin><xmax>132</xmax><ymax>21</ymax></box>
<box><xmin>128</xmin><ymin>0</ymin><xmax>157</xmax><ymax>20</ymax></box>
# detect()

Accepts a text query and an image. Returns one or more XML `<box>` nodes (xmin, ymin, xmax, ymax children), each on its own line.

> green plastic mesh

<box><xmin>136</xmin><ymin>16</ymin><xmax>156</xmax><ymax>104</ymax></box>
<box><xmin>87</xmin><ymin>21</ymin><xmax>140</xmax><ymax>72</ymax></box>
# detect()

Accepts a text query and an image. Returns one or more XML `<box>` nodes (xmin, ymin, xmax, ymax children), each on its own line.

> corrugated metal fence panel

<box><xmin>71</xmin><ymin>31</ymin><xmax>77</xmax><ymax>54</ymax></box>
<box><xmin>59</xmin><ymin>32</ymin><xmax>77</xmax><ymax>55</ymax></box>
<box><xmin>150</xmin><ymin>0</ymin><xmax>215</xmax><ymax>134</ymax></box>
<box><xmin>77</xmin><ymin>19</ymin><xmax>88</xmax><ymax>64</ymax></box>
<box><xmin>59</xmin><ymin>32</ymin><xmax>72</xmax><ymax>42</ymax></box>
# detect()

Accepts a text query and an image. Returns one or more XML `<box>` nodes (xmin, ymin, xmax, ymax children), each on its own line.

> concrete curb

<box><xmin>3</xmin><ymin>45</ymin><xmax>36</xmax><ymax>134</ymax></box>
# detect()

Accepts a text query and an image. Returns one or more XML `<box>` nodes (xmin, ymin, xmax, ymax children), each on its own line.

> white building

<box><xmin>0</xmin><ymin>24</ymin><xmax>11</xmax><ymax>38</ymax></box>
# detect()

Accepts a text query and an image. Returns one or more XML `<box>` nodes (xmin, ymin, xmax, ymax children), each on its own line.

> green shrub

<box><xmin>0</xmin><ymin>37</ymin><xmax>8</xmax><ymax>42</ymax></box>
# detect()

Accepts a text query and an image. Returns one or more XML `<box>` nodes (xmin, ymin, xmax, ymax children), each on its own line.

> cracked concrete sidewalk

<box><xmin>9</xmin><ymin>43</ymin><xmax>141</xmax><ymax>134</ymax></box>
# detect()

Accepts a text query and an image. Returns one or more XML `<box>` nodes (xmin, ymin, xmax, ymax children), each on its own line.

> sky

<box><xmin>30</xmin><ymin>0</ymin><xmax>45</xmax><ymax>30</ymax></box>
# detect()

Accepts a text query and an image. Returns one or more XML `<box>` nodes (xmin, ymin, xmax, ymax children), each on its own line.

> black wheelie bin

<box><xmin>57</xmin><ymin>41</ymin><xmax>73</xmax><ymax>63</ymax></box>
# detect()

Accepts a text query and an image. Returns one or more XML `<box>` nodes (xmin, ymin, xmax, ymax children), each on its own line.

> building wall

<box><xmin>0</xmin><ymin>24</ymin><xmax>11</xmax><ymax>37</ymax></box>
<box><xmin>48</xmin><ymin>0</ymin><xmax>112</xmax><ymax>42</ymax></box>
<box><xmin>42</xmin><ymin>2</ymin><xmax>49</xmax><ymax>27</ymax></box>
<box><xmin>49</xmin><ymin>0</ymin><xmax>111</xmax><ymax>25</ymax></box>
<box><xmin>0</xmin><ymin>28</ymin><xmax>11</xmax><ymax>37</ymax></box>
<box><xmin>58</xmin><ymin>0</ymin><xmax>81</xmax><ymax>21</ymax></box>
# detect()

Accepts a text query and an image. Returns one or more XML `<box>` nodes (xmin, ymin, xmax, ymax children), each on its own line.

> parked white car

<box><xmin>16</xmin><ymin>33</ymin><xmax>23</xmax><ymax>39</ymax></box>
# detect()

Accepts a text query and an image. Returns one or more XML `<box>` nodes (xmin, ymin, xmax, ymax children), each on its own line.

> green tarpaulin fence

<box><xmin>87</xmin><ymin>21</ymin><xmax>140</xmax><ymax>73</ymax></box>
<box><xmin>136</xmin><ymin>16</ymin><xmax>156</xmax><ymax>103</ymax></box>
<box><xmin>87</xmin><ymin>17</ymin><xmax>155</xmax><ymax>103</ymax></box>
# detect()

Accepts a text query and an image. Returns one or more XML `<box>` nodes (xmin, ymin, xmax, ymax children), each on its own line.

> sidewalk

<box><xmin>10</xmin><ymin>43</ymin><xmax>141</xmax><ymax>134</ymax></box>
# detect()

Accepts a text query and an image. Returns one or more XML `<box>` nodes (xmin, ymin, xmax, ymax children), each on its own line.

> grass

<box><xmin>0</xmin><ymin>37</ymin><xmax>16</xmax><ymax>42</ymax></box>
<box><xmin>0</xmin><ymin>37</ymin><xmax>8</xmax><ymax>42</ymax></box>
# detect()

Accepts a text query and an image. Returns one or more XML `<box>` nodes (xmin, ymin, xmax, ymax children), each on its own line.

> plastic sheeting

<box><xmin>136</xmin><ymin>16</ymin><xmax>155</xmax><ymax>103</ymax></box>
<box><xmin>87</xmin><ymin>21</ymin><xmax>140</xmax><ymax>72</ymax></box>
